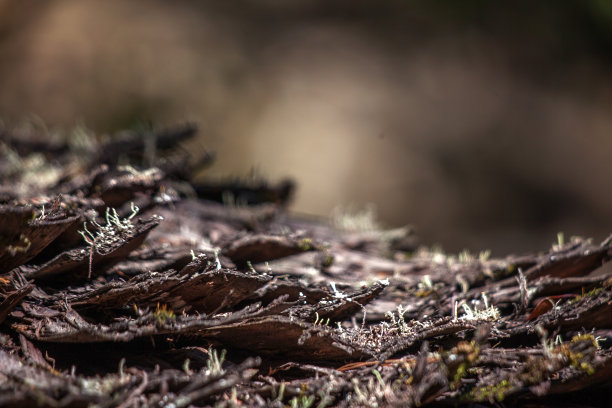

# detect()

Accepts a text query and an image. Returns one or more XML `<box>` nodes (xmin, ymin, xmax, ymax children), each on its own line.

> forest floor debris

<box><xmin>1</xmin><ymin>124</ymin><xmax>612</xmax><ymax>407</ymax></box>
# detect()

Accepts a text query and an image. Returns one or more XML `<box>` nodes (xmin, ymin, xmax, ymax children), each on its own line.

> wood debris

<box><xmin>1</xmin><ymin>124</ymin><xmax>611</xmax><ymax>407</ymax></box>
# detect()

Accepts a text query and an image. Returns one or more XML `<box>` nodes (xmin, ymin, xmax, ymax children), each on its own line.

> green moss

<box><xmin>469</xmin><ymin>379</ymin><xmax>511</xmax><ymax>402</ymax></box>
<box><xmin>323</xmin><ymin>253</ymin><xmax>333</xmax><ymax>267</ymax></box>
<box><xmin>153</xmin><ymin>303</ymin><xmax>175</xmax><ymax>325</ymax></box>
<box><xmin>552</xmin><ymin>334</ymin><xmax>599</xmax><ymax>375</ymax></box>
<box><xmin>447</xmin><ymin>341</ymin><xmax>480</xmax><ymax>390</ymax></box>
<box><xmin>414</xmin><ymin>289</ymin><xmax>436</xmax><ymax>298</ymax></box>
<box><xmin>452</xmin><ymin>362</ymin><xmax>469</xmax><ymax>389</ymax></box>
<box><xmin>570</xmin><ymin>287</ymin><xmax>604</xmax><ymax>304</ymax></box>
<box><xmin>298</xmin><ymin>238</ymin><xmax>312</xmax><ymax>251</ymax></box>
<box><xmin>570</xmin><ymin>333</ymin><xmax>600</xmax><ymax>348</ymax></box>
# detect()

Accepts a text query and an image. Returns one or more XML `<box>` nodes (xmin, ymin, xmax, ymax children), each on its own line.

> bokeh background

<box><xmin>2</xmin><ymin>0</ymin><xmax>612</xmax><ymax>255</ymax></box>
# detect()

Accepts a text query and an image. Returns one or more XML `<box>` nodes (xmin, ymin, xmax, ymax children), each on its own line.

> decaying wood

<box><xmin>1</xmin><ymin>124</ymin><xmax>612</xmax><ymax>407</ymax></box>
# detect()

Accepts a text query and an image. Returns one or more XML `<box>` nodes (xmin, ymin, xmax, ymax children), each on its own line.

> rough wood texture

<box><xmin>1</xmin><ymin>125</ymin><xmax>611</xmax><ymax>407</ymax></box>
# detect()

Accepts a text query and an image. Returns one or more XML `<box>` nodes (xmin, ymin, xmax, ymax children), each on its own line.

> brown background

<box><xmin>2</xmin><ymin>0</ymin><xmax>612</xmax><ymax>255</ymax></box>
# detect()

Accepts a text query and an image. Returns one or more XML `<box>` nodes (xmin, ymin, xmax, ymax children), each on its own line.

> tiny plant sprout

<box><xmin>183</xmin><ymin>358</ymin><xmax>192</xmax><ymax>375</ymax></box>
<box><xmin>213</xmin><ymin>248</ymin><xmax>222</xmax><ymax>270</ymax></box>
<box><xmin>206</xmin><ymin>348</ymin><xmax>226</xmax><ymax>376</ymax></box>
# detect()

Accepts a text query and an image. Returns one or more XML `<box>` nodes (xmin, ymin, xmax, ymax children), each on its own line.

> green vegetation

<box><xmin>153</xmin><ymin>303</ymin><xmax>175</xmax><ymax>325</ymax></box>
<box><xmin>207</xmin><ymin>348</ymin><xmax>227</xmax><ymax>376</ymax></box>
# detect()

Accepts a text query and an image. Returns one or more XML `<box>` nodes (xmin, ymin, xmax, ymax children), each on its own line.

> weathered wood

<box><xmin>2</xmin><ymin>124</ymin><xmax>612</xmax><ymax>407</ymax></box>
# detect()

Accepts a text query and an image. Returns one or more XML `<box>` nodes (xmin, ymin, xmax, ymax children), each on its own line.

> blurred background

<box><xmin>1</xmin><ymin>0</ymin><xmax>612</xmax><ymax>255</ymax></box>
